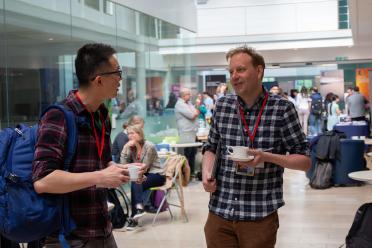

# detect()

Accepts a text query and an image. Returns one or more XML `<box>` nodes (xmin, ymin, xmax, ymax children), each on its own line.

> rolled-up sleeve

<box><xmin>280</xmin><ymin>102</ymin><xmax>310</xmax><ymax>156</ymax></box>
<box><xmin>32</xmin><ymin>109</ymin><xmax>67</xmax><ymax>182</ymax></box>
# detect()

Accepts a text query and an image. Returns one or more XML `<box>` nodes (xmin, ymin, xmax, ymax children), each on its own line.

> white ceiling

<box><xmin>164</xmin><ymin>0</ymin><xmax>372</xmax><ymax>67</ymax></box>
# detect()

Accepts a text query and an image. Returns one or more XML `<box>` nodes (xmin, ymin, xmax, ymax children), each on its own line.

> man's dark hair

<box><xmin>226</xmin><ymin>45</ymin><xmax>265</xmax><ymax>79</ymax></box>
<box><xmin>75</xmin><ymin>43</ymin><xmax>117</xmax><ymax>87</ymax></box>
<box><xmin>354</xmin><ymin>86</ymin><xmax>360</xmax><ymax>92</ymax></box>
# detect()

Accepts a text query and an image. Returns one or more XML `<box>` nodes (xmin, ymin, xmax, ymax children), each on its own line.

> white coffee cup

<box><xmin>360</xmin><ymin>136</ymin><xmax>366</xmax><ymax>140</ymax></box>
<box><xmin>352</xmin><ymin>136</ymin><xmax>359</xmax><ymax>140</ymax></box>
<box><xmin>128</xmin><ymin>165</ymin><xmax>140</xmax><ymax>181</ymax></box>
<box><xmin>226</xmin><ymin>146</ymin><xmax>250</xmax><ymax>159</ymax></box>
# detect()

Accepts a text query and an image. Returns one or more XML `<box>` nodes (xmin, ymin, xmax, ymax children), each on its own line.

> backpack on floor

<box><xmin>108</xmin><ymin>188</ymin><xmax>130</xmax><ymax>229</ymax></box>
<box><xmin>345</xmin><ymin>202</ymin><xmax>372</xmax><ymax>248</ymax></box>
<box><xmin>309</xmin><ymin>160</ymin><xmax>333</xmax><ymax>189</ymax></box>
<box><xmin>0</xmin><ymin>104</ymin><xmax>77</xmax><ymax>248</ymax></box>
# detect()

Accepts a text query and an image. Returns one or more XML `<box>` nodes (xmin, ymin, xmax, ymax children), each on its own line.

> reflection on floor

<box><xmin>113</xmin><ymin>169</ymin><xmax>372</xmax><ymax>248</ymax></box>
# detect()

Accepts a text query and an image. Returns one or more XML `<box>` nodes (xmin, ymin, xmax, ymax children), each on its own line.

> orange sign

<box><xmin>356</xmin><ymin>68</ymin><xmax>371</xmax><ymax>99</ymax></box>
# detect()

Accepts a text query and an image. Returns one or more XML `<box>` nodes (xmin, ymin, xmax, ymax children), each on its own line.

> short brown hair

<box><xmin>226</xmin><ymin>46</ymin><xmax>265</xmax><ymax>70</ymax></box>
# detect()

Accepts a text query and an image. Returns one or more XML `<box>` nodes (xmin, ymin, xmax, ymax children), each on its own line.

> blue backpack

<box><xmin>0</xmin><ymin>104</ymin><xmax>77</xmax><ymax>247</ymax></box>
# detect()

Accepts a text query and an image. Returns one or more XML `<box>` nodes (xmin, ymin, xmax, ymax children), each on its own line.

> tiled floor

<box><xmin>114</xmin><ymin>170</ymin><xmax>372</xmax><ymax>248</ymax></box>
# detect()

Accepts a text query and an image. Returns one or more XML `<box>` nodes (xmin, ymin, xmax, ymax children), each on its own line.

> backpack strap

<box><xmin>41</xmin><ymin>104</ymin><xmax>78</xmax><ymax>171</ymax></box>
<box><xmin>41</xmin><ymin>103</ymin><xmax>78</xmax><ymax>248</ymax></box>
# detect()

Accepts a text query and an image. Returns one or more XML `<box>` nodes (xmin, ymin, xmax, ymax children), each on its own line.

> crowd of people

<box><xmin>269</xmin><ymin>85</ymin><xmax>370</xmax><ymax>136</ymax></box>
<box><xmin>2</xmin><ymin>42</ymin><xmax>369</xmax><ymax>248</ymax></box>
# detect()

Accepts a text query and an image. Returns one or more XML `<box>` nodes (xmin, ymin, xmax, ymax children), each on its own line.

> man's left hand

<box><xmin>236</xmin><ymin>149</ymin><xmax>266</xmax><ymax>169</ymax></box>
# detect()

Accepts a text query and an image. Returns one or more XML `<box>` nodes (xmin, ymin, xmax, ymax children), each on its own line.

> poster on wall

<box><xmin>356</xmin><ymin>68</ymin><xmax>371</xmax><ymax>99</ymax></box>
<box><xmin>319</xmin><ymin>70</ymin><xmax>344</xmax><ymax>101</ymax></box>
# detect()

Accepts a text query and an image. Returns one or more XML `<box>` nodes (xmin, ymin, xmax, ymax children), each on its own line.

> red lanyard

<box><xmin>136</xmin><ymin>146</ymin><xmax>142</xmax><ymax>161</ymax></box>
<box><xmin>75</xmin><ymin>92</ymin><xmax>106</xmax><ymax>160</ymax></box>
<box><xmin>239</xmin><ymin>93</ymin><xmax>268</xmax><ymax>147</ymax></box>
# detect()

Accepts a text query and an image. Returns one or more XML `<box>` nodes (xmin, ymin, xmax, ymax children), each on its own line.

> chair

<box><xmin>148</xmin><ymin>154</ymin><xmax>190</xmax><ymax>225</ymax></box>
<box><xmin>334</xmin><ymin>139</ymin><xmax>365</xmax><ymax>185</ymax></box>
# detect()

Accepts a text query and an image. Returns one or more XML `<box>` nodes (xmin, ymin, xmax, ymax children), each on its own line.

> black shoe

<box><xmin>133</xmin><ymin>209</ymin><xmax>146</xmax><ymax>220</ymax></box>
<box><xmin>126</xmin><ymin>218</ymin><xmax>138</xmax><ymax>231</ymax></box>
<box><xmin>144</xmin><ymin>205</ymin><xmax>158</xmax><ymax>214</ymax></box>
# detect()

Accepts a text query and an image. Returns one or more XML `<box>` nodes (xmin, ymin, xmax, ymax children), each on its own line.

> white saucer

<box><xmin>227</xmin><ymin>155</ymin><xmax>254</xmax><ymax>162</ymax></box>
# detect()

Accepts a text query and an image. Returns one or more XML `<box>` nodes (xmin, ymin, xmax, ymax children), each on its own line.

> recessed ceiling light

<box><xmin>48</xmin><ymin>38</ymin><xmax>54</xmax><ymax>41</ymax></box>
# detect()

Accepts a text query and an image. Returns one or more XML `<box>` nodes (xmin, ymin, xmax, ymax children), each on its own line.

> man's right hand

<box><xmin>96</xmin><ymin>164</ymin><xmax>130</xmax><ymax>188</ymax></box>
<box><xmin>202</xmin><ymin>173</ymin><xmax>217</xmax><ymax>193</ymax></box>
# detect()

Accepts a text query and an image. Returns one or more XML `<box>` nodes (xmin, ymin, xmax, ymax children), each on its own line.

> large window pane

<box><xmin>4</xmin><ymin>0</ymin><xmax>73</xmax><ymax>126</ymax></box>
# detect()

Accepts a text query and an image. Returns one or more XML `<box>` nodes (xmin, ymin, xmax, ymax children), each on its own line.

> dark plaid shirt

<box><xmin>203</xmin><ymin>89</ymin><xmax>309</xmax><ymax>221</ymax></box>
<box><xmin>32</xmin><ymin>90</ymin><xmax>112</xmax><ymax>238</ymax></box>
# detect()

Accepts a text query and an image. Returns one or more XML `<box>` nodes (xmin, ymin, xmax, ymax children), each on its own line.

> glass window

<box><xmin>85</xmin><ymin>0</ymin><xmax>99</xmax><ymax>10</ymax></box>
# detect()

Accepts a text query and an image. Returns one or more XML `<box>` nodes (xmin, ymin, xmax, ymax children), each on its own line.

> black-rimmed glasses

<box><xmin>91</xmin><ymin>70</ymin><xmax>123</xmax><ymax>81</ymax></box>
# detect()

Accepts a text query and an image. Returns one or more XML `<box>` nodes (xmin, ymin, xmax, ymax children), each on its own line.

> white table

<box><xmin>170</xmin><ymin>142</ymin><xmax>203</xmax><ymax>149</ymax></box>
<box><xmin>348</xmin><ymin>170</ymin><xmax>372</xmax><ymax>182</ymax></box>
<box><xmin>170</xmin><ymin>142</ymin><xmax>203</xmax><ymax>153</ymax></box>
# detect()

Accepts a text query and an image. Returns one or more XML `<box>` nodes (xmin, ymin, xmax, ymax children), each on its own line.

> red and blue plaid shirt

<box><xmin>32</xmin><ymin>90</ymin><xmax>113</xmax><ymax>238</ymax></box>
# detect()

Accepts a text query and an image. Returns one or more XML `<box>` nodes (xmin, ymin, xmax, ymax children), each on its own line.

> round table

<box><xmin>348</xmin><ymin>170</ymin><xmax>372</xmax><ymax>182</ymax></box>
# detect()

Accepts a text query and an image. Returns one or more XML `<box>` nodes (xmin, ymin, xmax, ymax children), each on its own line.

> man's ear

<box><xmin>257</xmin><ymin>65</ymin><xmax>264</xmax><ymax>80</ymax></box>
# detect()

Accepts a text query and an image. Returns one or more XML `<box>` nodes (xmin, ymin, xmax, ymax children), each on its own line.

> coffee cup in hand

<box><xmin>128</xmin><ymin>165</ymin><xmax>140</xmax><ymax>181</ymax></box>
<box><xmin>226</xmin><ymin>146</ymin><xmax>253</xmax><ymax>160</ymax></box>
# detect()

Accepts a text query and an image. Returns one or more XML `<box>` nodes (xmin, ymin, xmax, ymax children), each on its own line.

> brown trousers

<box><xmin>204</xmin><ymin>211</ymin><xmax>279</xmax><ymax>248</ymax></box>
<box><xmin>43</xmin><ymin>233</ymin><xmax>117</xmax><ymax>248</ymax></box>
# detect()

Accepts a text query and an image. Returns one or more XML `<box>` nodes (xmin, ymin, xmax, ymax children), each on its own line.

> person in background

<box><xmin>112</xmin><ymin>115</ymin><xmax>144</xmax><ymax>163</ymax></box>
<box><xmin>269</xmin><ymin>85</ymin><xmax>282</xmax><ymax>96</ymax></box>
<box><xmin>175</xmin><ymin>88</ymin><xmax>200</xmax><ymax>175</ymax></box>
<box><xmin>214</xmin><ymin>83</ymin><xmax>228</xmax><ymax>100</ymax></box>
<box><xmin>202</xmin><ymin>46</ymin><xmax>310</xmax><ymax>248</ymax></box>
<box><xmin>327</xmin><ymin>94</ymin><xmax>341</xmax><ymax>131</ymax></box>
<box><xmin>347</xmin><ymin>86</ymin><xmax>370</xmax><ymax>136</ymax></box>
<box><xmin>309</xmin><ymin>87</ymin><xmax>323</xmax><ymax>136</ymax></box>
<box><xmin>203</xmin><ymin>91</ymin><xmax>215</xmax><ymax>116</ymax></box>
<box><xmin>32</xmin><ymin>43</ymin><xmax>146</xmax><ymax>247</ymax></box>
<box><xmin>323</xmin><ymin>92</ymin><xmax>334</xmax><ymax>131</ymax></box>
<box><xmin>120</xmin><ymin>125</ymin><xmax>165</xmax><ymax>230</ymax></box>
<box><xmin>286</xmin><ymin>91</ymin><xmax>297</xmax><ymax>107</ymax></box>
<box><xmin>296</xmin><ymin>87</ymin><xmax>311</xmax><ymax>135</ymax></box>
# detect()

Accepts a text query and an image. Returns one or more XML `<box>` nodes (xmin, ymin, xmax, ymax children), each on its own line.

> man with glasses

<box><xmin>32</xmin><ymin>43</ymin><xmax>146</xmax><ymax>247</ymax></box>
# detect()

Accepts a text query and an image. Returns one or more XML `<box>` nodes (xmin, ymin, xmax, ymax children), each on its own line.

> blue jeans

<box><xmin>131</xmin><ymin>173</ymin><xmax>165</xmax><ymax>216</ymax></box>
<box><xmin>309</xmin><ymin>114</ymin><xmax>322</xmax><ymax>135</ymax></box>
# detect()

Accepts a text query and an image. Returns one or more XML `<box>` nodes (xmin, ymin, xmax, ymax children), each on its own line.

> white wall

<box><xmin>114</xmin><ymin>0</ymin><xmax>197</xmax><ymax>32</ymax></box>
<box><xmin>197</xmin><ymin>0</ymin><xmax>338</xmax><ymax>37</ymax></box>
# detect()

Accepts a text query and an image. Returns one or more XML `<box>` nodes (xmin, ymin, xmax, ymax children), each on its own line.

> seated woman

<box><xmin>112</xmin><ymin>115</ymin><xmax>144</xmax><ymax>163</ymax></box>
<box><xmin>120</xmin><ymin>125</ymin><xmax>165</xmax><ymax>230</ymax></box>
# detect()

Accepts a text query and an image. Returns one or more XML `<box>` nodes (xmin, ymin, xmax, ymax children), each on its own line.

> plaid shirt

<box><xmin>32</xmin><ymin>90</ymin><xmax>113</xmax><ymax>238</ymax></box>
<box><xmin>203</xmin><ymin>89</ymin><xmax>309</xmax><ymax>221</ymax></box>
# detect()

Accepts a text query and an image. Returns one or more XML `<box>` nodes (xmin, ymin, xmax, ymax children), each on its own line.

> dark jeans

<box><xmin>131</xmin><ymin>173</ymin><xmax>165</xmax><ymax>216</ymax></box>
<box><xmin>184</xmin><ymin>147</ymin><xmax>197</xmax><ymax>174</ymax></box>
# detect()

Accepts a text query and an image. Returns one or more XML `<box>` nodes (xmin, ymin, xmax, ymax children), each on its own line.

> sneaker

<box><xmin>126</xmin><ymin>218</ymin><xmax>138</xmax><ymax>231</ymax></box>
<box><xmin>144</xmin><ymin>205</ymin><xmax>158</xmax><ymax>214</ymax></box>
<box><xmin>133</xmin><ymin>209</ymin><xmax>146</xmax><ymax>220</ymax></box>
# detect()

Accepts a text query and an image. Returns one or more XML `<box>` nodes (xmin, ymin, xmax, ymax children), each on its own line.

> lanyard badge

<box><xmin>235</xmin><ymin>92</ymin><xmax>268</xmax><ymax>176</ymax></box>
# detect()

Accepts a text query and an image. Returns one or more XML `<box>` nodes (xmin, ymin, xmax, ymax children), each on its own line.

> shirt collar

<box><xmin>237</xmin><ymin>86</ymin><xmax>268</xmax><ymax>111</ymax></box>
<box><xmin>65</xmin><ymin>89</ymin><xmax>108</xmax><ymax>118</ymax></box>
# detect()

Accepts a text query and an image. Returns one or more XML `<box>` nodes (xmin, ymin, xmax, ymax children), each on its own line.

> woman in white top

<box><xmin>296</xmin><ymin>87</ymin><xmax>311</xmax><ymax>135</ymax></box>
<box><xmin>327</xmin><ymin>94</ymin><xmax>341</xmax><ymax>131</ymax></box>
